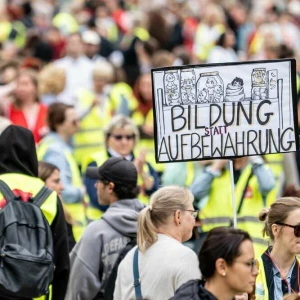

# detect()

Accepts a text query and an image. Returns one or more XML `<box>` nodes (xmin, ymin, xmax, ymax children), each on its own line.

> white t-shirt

<box><xmin>54</xmin><ymin>56</ymin><xmax>94</xmax><ymax>106</ymax></box>
<box><xmin>114</xmin><ymin>234</ymin><xmax>201</xmax><ymax>300</ymax></box>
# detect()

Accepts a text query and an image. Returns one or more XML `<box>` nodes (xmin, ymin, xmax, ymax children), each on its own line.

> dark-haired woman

<box><xmin>170</xmin><ymin>227</ymin><xmax>258</xmax><ymax>300</ymax></box>
<box><xmin>38</xmin><ymin>161</ymin><xmax>76</xmax><ymax>251</ymax></box>
<box><xmin>256</xmin><ymin>197</ymin><xmax>300</xmax><ymax>300</ymax></box>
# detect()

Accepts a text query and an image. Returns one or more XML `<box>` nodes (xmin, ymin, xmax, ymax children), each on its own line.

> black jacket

<box><xmin>169</xmin><ymin>280</ymin><xmax>218</xmax><ymax>300</ymax></box>
<box><xmin>0</xmin><ymin>125</ymin><xmax>70</xmax><ymax>300</ymax></box>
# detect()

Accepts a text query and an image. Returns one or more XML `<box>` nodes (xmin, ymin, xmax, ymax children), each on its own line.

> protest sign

<box><xmin>152</xmin><ymin>59</ymin><xmax>298</xmax><ymax>163</ymax></box>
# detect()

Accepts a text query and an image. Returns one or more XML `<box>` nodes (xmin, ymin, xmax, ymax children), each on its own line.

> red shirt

<box><xmin>8</xmin><ymin>103</ymin><xmax>48</xmax><ymax>143</ymax></box>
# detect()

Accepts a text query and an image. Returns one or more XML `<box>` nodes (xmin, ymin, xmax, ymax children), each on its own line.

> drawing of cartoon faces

<box><xmin>166</xmin><ymin>73</ymin><xmax>175</xmax><ymax>82</ymax></box>
<box><xmin>206</xmin><ymin>78</ymin><xmax>217</xmax><ymax>88</ymax></box>
<box><xmin>253</xmin><ymin>70</ymin><xmax>265</xmax><ymax>84</ymax></box>
<box><xmin>231</xmin><ymin>77</ymin><xmax>244</xmax><ymax>87</ymax></box>
<box><xmin>215</xmin><ymin>85</ymin><xmax>223</xmax><ymax>94</ymax></box>
<box><xmin>198</xmin><ymin>89</ymin><xmax>207</xmax><ymax>103</ymax></box>
<box><xmin>171</xmin><ymin>91</ymin><xmax>179</xmax><ymax>99</ymax></box>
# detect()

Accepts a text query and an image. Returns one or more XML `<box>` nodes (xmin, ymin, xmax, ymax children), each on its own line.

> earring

<box><xmin>222</xmin><ymin>272</ymin><xmax>226</xmax><ymax>277</ymax></box>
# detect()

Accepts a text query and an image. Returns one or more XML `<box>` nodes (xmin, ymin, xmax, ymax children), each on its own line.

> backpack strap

<box><xmin>0</xmin><ymin>179</ymin><xmax>17</xmax><ymax>202</ymax></box>
<box><xmin>133</xmin><ymin>248</ymin><xmax>142</xmax><ymax>300</ymax></box>
<box><xmin>32</xmin><ymin>186</ymin><xmax>53</xmax><ymax>207</ymax></box>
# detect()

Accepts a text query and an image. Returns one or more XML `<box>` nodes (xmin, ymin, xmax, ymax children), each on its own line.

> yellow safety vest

<box><xmin>82</xmin><ymin>150</ymin><xmax>150</xmax><ymax>213</ymax></box>
<box><xmin>263</xmin><ymin>153</ymin><xmax>284</xmax><ymax>201</ymax></box>
<box><xmin>0</xmin><ymin>21</ymin><xmax>26</xmax><ymax>48</ymax></box>
<box><xmin>73</xmin><ymin>89</ymin><xmax>113</xmax><ymax>165</ymax></box>
<box><xmin>255</xmin><ymin>256</ymin><xmax>300</xmax><ymax>299</ymax></box>
<box><xmin>0</xmin><ymin>173</ymin><xmax>57</xmax><ymax>300</ymax></box>
<box><xmin>52</xmin><ymin>13</ymin><xmax>78</xmax><ymax>35</ymax></box>
<box><xmin>194</xmin><ymin>23</ymin><xmax>225</xmax><ymax>61</ymax></box>
<box><xmin>37</xmin><ymin>136</ymin><xmax>86</xmax><ymax>241</ymax></box>
<box><xmin>133</xmin><ymin>108</ymin><xmax>165</xmax><ymax>174</ymax></box>
<box><xmin>200</xmin><ymin>165</ymin><xmax>276</xmax><ymax>256</ymax></box>
<box><xmin>74</xmin><ymin>83</ymin><xmax>138</xmax><ymax>166</ymax></box>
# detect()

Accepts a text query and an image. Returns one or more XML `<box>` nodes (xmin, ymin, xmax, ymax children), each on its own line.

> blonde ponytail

<box><xmin>137</xmin><ymin>207</ymin><xmax>157</xmax><ymax>252</ymax></box>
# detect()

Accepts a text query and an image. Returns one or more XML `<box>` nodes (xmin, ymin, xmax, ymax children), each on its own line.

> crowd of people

<box><xmin>0</xmin><ymin>0</ymin><xmax>300</xmax><ymax>299</ymax></box>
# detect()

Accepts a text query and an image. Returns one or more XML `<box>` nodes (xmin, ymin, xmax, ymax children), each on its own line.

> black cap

<box><xmin>86</xmin><ymin>157</ymin><xmax>138</xmax><ymax>187</ymax></box>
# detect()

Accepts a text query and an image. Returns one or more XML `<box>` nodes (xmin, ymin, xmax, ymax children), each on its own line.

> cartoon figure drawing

<box><xmin>214</xmin><ymin>85</ymin><xmax>223</xmax><ymax>102</ymax></box>
<box><xmin>165</xmin><ymin>72</ymin><xmax>180</xmax><ymax>105</ymax></box>
<box><xmin>197</xmin><ymin>89</ymin><xmax>208</xmax><ymax>103</ymax></box>
<box><xmin>181</xmin><ymin>78</ymin><xmax>196</xmax><ymax>105</ymax></box>
<box><xmin>252</xmin><ymin>68</ymin><xmax>266</xmax><ymax>85</ymax></box>
<box><xmin>225</xmin><ymin>77</ymin><xmax>245</xmax><ymax>102</ymax></box>
<box><xmin>206</xmin><ymin>77</ymin><xmax>217</xmax><ymax>102</ymax></box>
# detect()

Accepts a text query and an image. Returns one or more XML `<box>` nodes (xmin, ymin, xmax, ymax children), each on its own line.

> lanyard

<box><xmin>264</xmin><ymin>251</ymin><xmax>300</xmax><ymax>294</ymax></box>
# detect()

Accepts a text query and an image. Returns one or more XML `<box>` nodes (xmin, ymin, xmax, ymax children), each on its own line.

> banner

<box><xmin>152</xmin><ymin>59</ymin><xmax>298</xmax><ymax>163</ymax></box>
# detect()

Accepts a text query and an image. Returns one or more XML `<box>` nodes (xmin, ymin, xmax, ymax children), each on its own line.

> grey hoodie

<box><xmin>65</xmin><ymin>198</ymin><xmax>144</xmax><ymax>300</ymax></box>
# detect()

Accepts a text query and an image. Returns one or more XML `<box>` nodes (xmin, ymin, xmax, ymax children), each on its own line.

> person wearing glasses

<box><xmin>37</xmin><ymin>102</ymin><xmax>86</xmax><ymax>242</ymax></box>
<box><xmin>82</xmin><ymin>114</ymin><xmax>160</xmax><ymax>222</ymax></box>
<box><xmin>170</xmin><ymin>227</ymin><xmax>258</xmax><ymax>300</ymax></box>
<box><xmin>256</xmin><ymin>197</ymin><xmax>300</xmax><ymax>300</ymax></box>
<box><xmin>114</xmin><ymin>186</ymin><xmax>201</xmax><ymax>300</ymax></box>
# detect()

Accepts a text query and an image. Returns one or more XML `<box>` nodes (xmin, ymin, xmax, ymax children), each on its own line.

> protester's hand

<box><xmin>234</xmin><ymin>293</ymin><xmax>248</xmax><ymax>300</ymax></box>
<box><xmin>141</xmin><ymin>124</ymin><xmax>154</xmax><ymax>137</ymax></box>
<box><xmin>210</xmin><ymin>159</ymin><xmax>229</xmax><ymax>172</ymax></box>
<box><xmin>248</xmin><ymin>155</ymin><xmax>264</xmax><ymax>165</ymax></box>
<box><xmin>133</xmin><ymin>150</ymin><xmax>147</xmax><ymax>174</ymax></box>
<box><xmin>92</xmin><ymin>97</ymin><xmax>101</xmax><ymax>108</ymax></box>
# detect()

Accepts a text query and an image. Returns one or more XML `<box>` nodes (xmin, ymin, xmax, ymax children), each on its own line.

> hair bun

<box><xmin>258</xmin><ymin>207</ymin><xmax>270</xmax><ymax>221</ymax></box>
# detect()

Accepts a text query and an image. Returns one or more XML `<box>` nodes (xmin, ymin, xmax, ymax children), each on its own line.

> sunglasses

<box><xmin>110</xmin><ymin>134</ymin><xmax>135</xmax><ymax>141</ymax></box>
<box><xmin>275</xmin><ymin>222</ymin><xmax>300</xmax><ymax>237</ymax></box>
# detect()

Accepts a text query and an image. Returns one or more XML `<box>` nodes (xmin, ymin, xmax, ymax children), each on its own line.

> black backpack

<box><xmin>0</xmin><ymin>179</ymin><xmax>55</xmax><ymax>299</ymax></box>
<box><xmin>95</xmin><ymin>237</ymin><xmax>137</xmax><ymax>300</ymax></box>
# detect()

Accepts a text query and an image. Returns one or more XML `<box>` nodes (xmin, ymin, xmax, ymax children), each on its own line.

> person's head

<box><xmin>47</xmin><ymin>102</ymin><xmax>80</xmax><ymax>137</ymax></box>
<box><xmin>259</xmin><ymin>197</ymin><xmax>300</xmax><ymax>254</ymax></box>
<box><xmin>137</xmin><ymin>186</ymin><xmax>196</xmax><ymax>252</ymax></box>
<box><xmin>14</xmin><ymin>69</ymin><xmax>39</xmax><ymax>106</ymax></box>
<box><xmin>65</xmin><ymin>32</ymin><xmax>84</xmax><ymax>58</ymax></box>
<box><xmin>134</xmin><ymin>72</ymin><xmax>152</xmax><ymax>104</ymax></box>
<box><xmin>82</xmin><ymin>30</ymin><xmax>101</xmax><ymax>59</ymax></box>
<box><xmin>104</xmin><ymin>115</ymin><xmax>139</xmax><ymax>157</ymax></box>
<box><xmin>0</xmin><ymin>125</ymin><xmax>38</xmax><ymax>177</ymax></box>
<box><xmin>217</xmin><ymin>29</ymin><xmax>236</xmax><ymax>49</ymax></box>
<box><xmin>86</xmin><ymin>157</ymin><xmax>139</xmax><ymax>205</ymax></box>
<box><xmin>38</xmin><ymin>64</ymin><xmax>66</xmax><ymax>95</ymax></box>
<box><xmin>199</xmin><ymin>227</ymin><xmax>257</xmax><ymax>295</ymax></box>
<box><xmin>38</xmin><ymin>161</ymin><xmax>64</xmax><ymax>196</ymax></box>
<box><xmin>92</xmin><ymin>61</ymin><xmax>114</xmax><ymax>92</ymax></box>
<box><xmin>0</xmin><ymin>60</ymin><xmax>19</xmax><ymax>84</ymax></box>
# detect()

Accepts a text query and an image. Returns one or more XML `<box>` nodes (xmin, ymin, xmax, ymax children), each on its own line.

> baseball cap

<box><xmin>82</xmin><ymin>30</ymin><xmax>101</xmax><ymax>45</ymax></box>
<box><xmin>86</xmin><ymin>157</ymin><xmax>137</xmax><ymax>186</ymax></box>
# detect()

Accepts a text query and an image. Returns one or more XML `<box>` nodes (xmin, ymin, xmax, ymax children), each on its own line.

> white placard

<box><xmin>152</xmin><ymin>59</ymin><xmax>298</xmax><ymax>163</ymax></box>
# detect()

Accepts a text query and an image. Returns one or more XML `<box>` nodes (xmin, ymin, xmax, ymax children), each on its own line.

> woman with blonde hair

<box><xmin>39</xmin><ymin>64</ymin><xmax>66</xmax><ymax>106</ymax></box>
<box><xmin>82</xmin><ymin>114</ymin><xmax>160</xmax><ymax>221</ymax></box>
<box><xmin>114</xmin><ymin>186</ymin><xmax>201</xmax><ymax>300</ymax></box>
<box><xmin>255</xmin><ymin>197</ymin><xmax>300</xmax><ymax>299</ymax></box>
